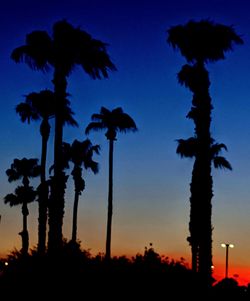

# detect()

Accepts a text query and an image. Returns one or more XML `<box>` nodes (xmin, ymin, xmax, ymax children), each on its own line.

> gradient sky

<box><xmin>1</xmin><ymin>0</ymin><xmax>250</xmax><ymax>285</ymax></box>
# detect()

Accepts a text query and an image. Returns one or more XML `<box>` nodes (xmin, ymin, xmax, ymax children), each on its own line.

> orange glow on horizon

<box><xmin>212</xmin><ymin>262</ymin><xmax>250</xmax><ymax>286</ymax></box>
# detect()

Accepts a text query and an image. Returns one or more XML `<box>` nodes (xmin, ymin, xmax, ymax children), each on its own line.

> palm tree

<box><xmin>167</xmin><ymin>19</ymin><xmax>243</xmax><ymax>284</ymax></box>
<box><xmin>176</xmin><ymin>137</ymin><xmax>232</xmax><ymax>273</ymax></box>
<box><xmin>64</xmin><ymin>139</ymin><xmax>100</xmax><ymax>243</ymax></box>
<box><xmin>5</xmin><ymin>158</ymin><xmax>40</xmax><ymax>254</ymax></box>
<box><xmin>4</xmin><ymin>186</ymin><xmax>37</xmax><ymax>255</ymax></box>
<box><xmin>16</xmin><ymin>89</ymin><xmax>77</xmax><ymax>254</ymax></box>
<box><xmin>85</xmin><ymin>107</ymin><xmax>137</xmax><ymax>259</ymax></box>
<box><xmin>11</xmin><ymin>20</ymin><xmax>116</xmax><ymax>253</ymax></box>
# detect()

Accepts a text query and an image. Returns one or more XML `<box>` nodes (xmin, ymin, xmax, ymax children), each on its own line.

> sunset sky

<box><xmin>1</xmin><ymin>0</ymin><xmax>250</xmax><ymax>285</ymax></box>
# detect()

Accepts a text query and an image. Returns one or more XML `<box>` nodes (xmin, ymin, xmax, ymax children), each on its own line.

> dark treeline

<box><xmin>0</xmin><ymin>243</ymin><xmax>249</xmax><ymax>299</ymax></box>
<box><xmin>0</xmin><ymin>18</ymin><xmax>247</xmax><ymax>298</ymax></box>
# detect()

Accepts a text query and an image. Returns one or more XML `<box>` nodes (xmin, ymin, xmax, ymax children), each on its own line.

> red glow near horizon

<box><xmin>213</xmin><ymin>262</ymin><xmax>250</xmax><ymax>286</ymax></box>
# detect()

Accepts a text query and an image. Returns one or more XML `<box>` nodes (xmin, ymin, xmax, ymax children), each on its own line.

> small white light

<box><xmin>229</xmin><ymin>244</ymin><xmax>234</xmax><ymax>248</ymax></box>
<box><xmin>4</xmin><ymin>262</ymin><xmax>8</xmax><ymax>266</ymax></box>
<box><xmin>221</xmin><ymin>243</ymin><xmax>226</xmax><ymax>248</ymax></box>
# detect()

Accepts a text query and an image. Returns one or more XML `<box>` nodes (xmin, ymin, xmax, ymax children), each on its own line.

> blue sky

<box><xmin>1</xmin><ymin>0</ymin><xmax>250</xmax><ymax>283</ymax></box>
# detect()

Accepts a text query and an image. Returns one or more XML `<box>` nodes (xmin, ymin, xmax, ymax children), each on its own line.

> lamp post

<box><xmin>221</xmin><ymin>243</ymin><xmax>234</xmax><ymax>278</ymax></box>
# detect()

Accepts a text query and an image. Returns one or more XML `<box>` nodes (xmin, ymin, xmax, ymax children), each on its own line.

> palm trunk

<box><xmin>21</xmin><ymin>202</ymin><xmax>29</xmax><ymax>255</ymax></box>
<box><xmin>198</xmin><ymin>162</ymin><xmax>213</xmax><ymax>286</ymax></box>
<box><xmin>189</xmin><ymin>158</ymin><xmax>202</xmax><ymax>273</ymax></box>
<box><xmin>71</xmin><ymin>166</ymin><xmax>84</xmax><ymax>243</ymax></box>
<box><xmin>48</xmin><ymin>69</ymin><xmax>67</xmax><ymax>254</ymax></box>
<box><xmin>38</xmin><ymin>119</ymin><xmax>50</xmax><ymax>255</ymax></box>
<box><xmin>105</xmin><ymin>138</ymin><xmax>114</xmax><ymax>260</ymax></box>
<box><xmin>190</xmin><ymin>61</ymin><xmax>213</xmax><ymax>286</ymax></box>
<box><xmin>71</xmin><ymin>189</ymin><xmax>80</xmax><ymax>243</ymax></box>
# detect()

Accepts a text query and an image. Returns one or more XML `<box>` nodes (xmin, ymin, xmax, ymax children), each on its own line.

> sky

<box><xmin>0</xmin><ymin>0</ymin><xmax>250</xmax><ymax>285</ymax></box>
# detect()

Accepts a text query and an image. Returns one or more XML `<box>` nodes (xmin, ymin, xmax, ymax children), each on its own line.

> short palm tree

<box><xmin>65</xmin><ymin>139</ymin><xmax>100</xmax><ymax>243</ymax></box>
<box><xmin>16</xmin><ymin>89</ymin><xmax>77</xmax><ymax>254</ymax></box>
<box><xmin>167</xmin><ymin>19</ymin><xmax>243</xmax><ymax>284</ymax></box>
<box><xmin>11</xmin><ymin>20</ymin><xmax>116</xmax><ymax>252</ymax></box>
<box><xmin>85</xmin><ymin>107</ymin><xmax>137</xmax><ymax>259</ymax></box>
<box><xmin>5</xmin><ymin>158</ymin><xmax>40</xmax><ymax>255</ymax></box>
<box><xmin>4</xmin><ymin>186</ymin><xmax>37</xmax><ymax>255</ymax></box>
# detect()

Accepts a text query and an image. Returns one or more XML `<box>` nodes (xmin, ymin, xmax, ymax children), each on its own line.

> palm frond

<box><xmin>211</xmin><ymin>143</ymin><xmax>228</xmax><ymax>156</ymax></box>
<box><xmin>6</xmin><ymin>168</ymin><xmax>21</xmax><ymax>182</ymax></box>
<box><xmin>116</xmin><ymin>113</ymin><xmax>137</xmax><ymax>133</ymax></box>
<box><xmin>85</xmin><ymin>122</ymin><xmax>106</xmax><ymax>134</ymax></box>
<box><xmin>177</xmin><ymin>63</ymin><xmax>210</xmax><ymax>93</ymax></box>
<box><xmin>62</xmin><ymin>104</ymin><xmax>78</xmax><ymax>127</ymax></box>
<box><xmin>87</xmin><ymin>160</ymin><xmax>99</xmax><ymax>174</ymax></box>
<box><xmin>16</xmin><ymin>102</ymin><xmax>40</xmax><ymax>123</ymax></box>
<box><xmin>176</xmin><ymin>137</ymin><xmax>197</xmax><ymax>158</ymax></box>
<box><xmin>11</xmin><ymin>30</ymin><xmax>51</xmax><ymax>71</ymax></box>
<box><xmin>100</xmin><ymin>106</ymin><xmax>111</xmax><ymax>116</ymax></box>
<box><xmin>4</xmin><ymin>193</ymin><xmax>19</xmax><ymax>206</ymax></box>
<box><xmin>213</xmin><ymin>156</ymin><xmax>232</xmax><ymax>170</ymax></box>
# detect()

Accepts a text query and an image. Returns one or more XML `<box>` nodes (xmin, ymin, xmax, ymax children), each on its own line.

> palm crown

<box><xmin>6</xmin><ymin>158</ymin><xmax>41</xmax><ymax>184</ymax></box>
<box><xmin>69</xmin><ymin>139</ymin><xmax>100</xmax><ymax>173</ymax></box>
<box><xmin>4</xmin><ymin>186</ymin><xmax>37</xmax><ymax>207</ymax></box>
<box><xmin>11</xmin><ymin>20</ymin><xmax>116</xmax><ymax>78</ymax></box>
<box><xmin>16</xmin><ymin>89</ymin><xmax>78</xmax><ymax>126</ymax></box>
<box><xmin>167</xmin><ymin>19</ymin><xmax>243</xmax><ymax>63</ymax></box>
<box><xmin>85</xmin><ymin>107</ymin><xmax>137</xmax><ymax>140</ymax></box>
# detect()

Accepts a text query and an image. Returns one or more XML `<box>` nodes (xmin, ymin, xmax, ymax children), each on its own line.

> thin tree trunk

<box><xmin>71</xmin><ymin>189</ymin><xmax>79</xmax><ymax>243</ymax></box>
<box><xmin>48</xmin><ymin>69</ymin><xmax>67</xmax><ymax>254</ymax></box>
<box><xmin>105</xmin><ymin>139</ymin><xmax>114</xmax><ymax>260</ymax></box>
<box><xmin>38</xmin><ymin>119</ymin><xmax>50</xmax><ymax>255</ymax></box>
<box><xmin>21</xmin><ymin>202</ymin><xmax>29</xmax><ymax>255</ymax></box>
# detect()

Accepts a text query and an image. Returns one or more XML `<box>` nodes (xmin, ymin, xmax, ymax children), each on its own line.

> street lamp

<box><xmin>221</xmin><ymin>243</ymin><xmax>234</xmax><ymax>278</ymax></box>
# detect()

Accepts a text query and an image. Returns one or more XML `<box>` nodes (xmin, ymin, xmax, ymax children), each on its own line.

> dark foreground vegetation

<box><xmin>0</xmin><ymin>243</ymin><xmax>249</xmax><ymax>300</ymax></box>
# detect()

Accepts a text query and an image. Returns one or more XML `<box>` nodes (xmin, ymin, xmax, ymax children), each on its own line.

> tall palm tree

<box><xmin>65</xmin><ymin>139</ymin><xmax>100</xmax><ymax>243</ymax></box>
<box><xmin>16</xmin><ymin>89</ymin><xmax>77</xmax><ymax>254</ymax></box>
<box><xmin>4</xmin><ymin>186</ymin><xmax>37</xmax><ymax>255</ymax></box>
<box><xmin>11</xmin><ymin>20</ymin><xmax>116</xmax><ymax>253</ymax></box>
<box><xmin>5</xmin><ymin>158</ymin><xmax>40</xmax><ymax>254</ymax></box>
<box><xmin>176</xmin><ymin>137</ymin><xmax>232</xmax><ymax>273</ymax></box>
<box><xmin>85</xmin><ymin>107</ymin><xmax>137</xmax><ymax>259</ymax></box>
<box><xmin>167</xmin><ymin>19</ymin><xmax>243</xmax><ymax>284</ymax></box>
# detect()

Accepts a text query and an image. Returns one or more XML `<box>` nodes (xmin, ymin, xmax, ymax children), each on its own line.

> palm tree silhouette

<box><xmin>64</xmin><ymin>139</ymin><xmax>100</xmax><ymax>243</ymax></box>
<box><xmin>11</xmin><ymin>20</ymin><xmax>116</xmax><ymax>253</ymax></box>
<box><xmin>85</xmin><ymin>107</ymin><xmax>137</xmax><ymax>259</ymax></box>
<box><xmin>4</xmin><ymin>186</ymin><xmax>36</xmax><ymax>255</ymax></box>
<box><xmin>5</xmin><ymin>158</ymin><xmax>40</xmax><ymax>254</ymax></box>
<box><xmin>168</xmin><ymin>19</ymin><xmax>243</xmax><ymax>284</ymax></box>
<box><xmin>16</xmin><ymin>89</ymin><xmax>77</xmax><ymax>254</ymax></box>
<box><xmin>176</xmin><ymin>137</ymin><xmax>232</xmax><ymax>272</ymax></box>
